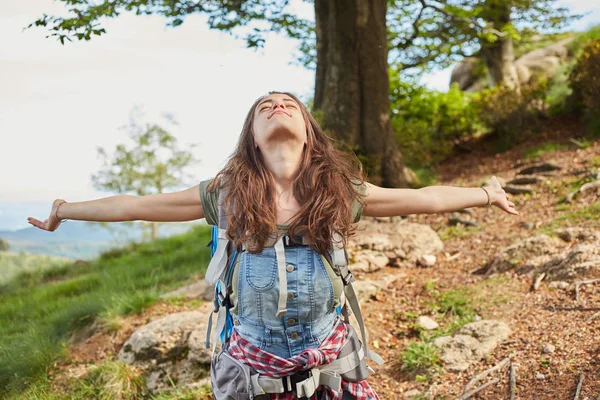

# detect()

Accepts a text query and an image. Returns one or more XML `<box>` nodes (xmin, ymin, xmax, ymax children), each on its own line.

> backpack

<box><xmin>203</xmin><ymin>187</ymin><xmax>384</xmax><ymax>366</ymax></box>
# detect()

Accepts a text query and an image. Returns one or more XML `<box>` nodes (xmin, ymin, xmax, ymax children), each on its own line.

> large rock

<box><xmin>350</xmin><ymin>220</ymin><xmax>444</xmax><ymax>268</ymax></box>
<box><xmin>352</xmin><ymin>279</ymin><xmax>383</xmax><ymax>302</ymax></box>
<box><xmin>537</xmin><ymin>244</ymin><xmax>600</xmax><ymax>281</ymax></box>
<box><xmin>481</xmin><ymin>234</ymin><xmax>564</xmax><ymax>275</ymax></box>
<box><xmin>450</xmin><ymin>57</ymin><xmax>481</xmax><ymax>91</ymax></box>
<box><xmin>159</xmin><ymin>280</ymin><xmax>214</xmax><ymax>301</ymax></box>
<box><xmin>515</xmin><ymin>39</ymin><xmax>572</xmax><ymax>82</ymax></box>
<box><xmin>350</xmin><ymin>249</ymin><xmax>390</xmax><ymax>273</ymax></box>
<box><xmin>432</xmin><ymin>320</ymin><xmax>511</xmax><ymax>372</ymax></box>
<box><xmin>508</xmin><ymin>228</ymin><xmax>600</xmax><ymax>281</ymax></box>
<box><xmin>118</xmin><ymin>305</ymin><xmax>213</xmax><ymax>393</ymax></box>
<box><xmin>450</xmin><ymin>38</ymin><xmax>573</xmax><ymax>91</ymax></box>
<box><xmin>554</xmin><ymin>227</ymin><xmax>600</xmax><ymax>244</ymax></box>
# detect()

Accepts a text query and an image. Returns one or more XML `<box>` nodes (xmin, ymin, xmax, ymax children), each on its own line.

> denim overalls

<box><xmin>231</xmin><ymin>243</ymin><xmax>339</xmax><ymax>359</ymax></box>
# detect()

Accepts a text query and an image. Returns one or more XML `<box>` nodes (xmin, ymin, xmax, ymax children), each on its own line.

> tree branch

<box><xmin>394</xmin><ymin>0</ymin><xmax>427</xmax><ymax>50</ymax></box>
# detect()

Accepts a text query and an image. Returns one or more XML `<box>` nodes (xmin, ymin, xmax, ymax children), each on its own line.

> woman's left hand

<box><xmin>486</xmin><ymin>176</ymin><xmax>519</xmax><ymax>215</ymax></box>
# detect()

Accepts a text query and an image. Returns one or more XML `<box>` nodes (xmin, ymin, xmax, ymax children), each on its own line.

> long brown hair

<box><xmin>207</xmin><ymin>91</ymin><xmax>365</xmax><ymax>255</ymax></box>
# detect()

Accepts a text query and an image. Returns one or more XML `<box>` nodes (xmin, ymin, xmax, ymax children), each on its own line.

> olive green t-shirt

<box><xmin>198</xmin><ymin>178</ymin><xmax>367</xmax><ymax>311</ymax></box>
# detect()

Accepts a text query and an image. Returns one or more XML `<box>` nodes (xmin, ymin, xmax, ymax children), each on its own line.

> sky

<box><xmin>1</xmin><ymin>0</ymin><xmax>599</xmax><ymax>230</ymax></box>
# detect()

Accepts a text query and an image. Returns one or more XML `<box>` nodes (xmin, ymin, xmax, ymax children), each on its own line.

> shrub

<box><xmin>0</xmin><ymin>238</ymin><xmax>9</xmax><ymax>251</ymax></box>
<box><xmin>401</xmin><ymin>342</ymin><xmax>442</xmax><ymax>375</ymax></box>
<box><xmin>390</xmin><ymin>75</ymin><xmax>484</xmax><ymax>166</ymax></box>
<box><xmin>570</xmin><ymin>39</ymin><xmax>600</xmax><ymax>135</ymax></box>
<box><xmin>545</xmin><ymin>59</ymin><xmax>577</xmax><ymax>116</ymax></box>
<box><xmin>567</xmin><ymin>25</ymin><xmax>600</xmax><ymax>58</ymax></box>
<box><xmin>472</xmin><ymin>81</ymin><xmax>548</xmax><ymax>151</ymax></box>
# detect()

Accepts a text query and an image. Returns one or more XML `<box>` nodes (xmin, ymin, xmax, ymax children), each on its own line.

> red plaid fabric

<box><xmin>227</xmin><ymin>318</ymin><xmax>380</xmax><ymax>400</ymax></box>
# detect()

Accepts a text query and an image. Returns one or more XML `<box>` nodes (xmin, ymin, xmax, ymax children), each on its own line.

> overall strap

<box><xmin>242</xmin><ymin>234</ymin><xmax>289</xmax><ymax>317</ymax></box>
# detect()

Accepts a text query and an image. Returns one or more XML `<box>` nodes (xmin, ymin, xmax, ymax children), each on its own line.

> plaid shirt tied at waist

<box><xmin>227</xmin><ymin>318</ymin><xmax>380</xmax><ymax>400</ymax></box>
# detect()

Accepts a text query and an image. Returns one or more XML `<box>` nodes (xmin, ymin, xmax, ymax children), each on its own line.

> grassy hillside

<box><xmin>0</xmin><ymin>224</ymin><xmax>212</xmax><ymax>398</ymax></box>
<box><xmin>0</xmin><ymin>251</ymin><xmax>72</xmax><ymax>285</ymax></box>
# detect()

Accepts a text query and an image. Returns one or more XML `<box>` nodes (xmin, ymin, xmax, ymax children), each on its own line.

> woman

<box><xmin>28</xmin><ymin>92</ymin><xmax>518</xmax><ymax>399</ymax></box>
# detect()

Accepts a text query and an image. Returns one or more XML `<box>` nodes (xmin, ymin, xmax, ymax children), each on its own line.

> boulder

<box><xmin>159</xmin><ymin>280</ymin><xmax>214</xmax><ymax>301</ymax></box>
<box><xmin>538</xmin><ymin>244</ymin><xmax>600</xmax><ymax>281</ymax></box>
<box><xmin>351</xmin><ymin>249</ymin><xmax>389</xmax><ymax>273</ymax></box>
<box><xmin>118</xmin><ymin>304</ymin><xmax>213</xmax><ymax>393</ymax></box>
<box><xmin>432</xmin><ymin>320</ymin><xmax>511</xmax><ymax>372</ymax></box>
<box><xmin>482</xmin><ymin>234</ymin><xmax>564</xmax><ymax>275</ymax></box>
<box><xmin>449</xmin><ymin>38</ymin><xmax>573</xmax><ymax>91</ymax></box>
<box><xmin>350</xmin><ymin>220</ymin><xmax>444</xmax><ymax>268</ymax></box>
<box><xmin>554</xmin><ymin>227</ymin><xmax>600</xmax><ymax>243</ymax></box>
<box><xmin>450</xmin><ymin>57</ymin><xmax>481</xmax><ymax>91</ymax></box>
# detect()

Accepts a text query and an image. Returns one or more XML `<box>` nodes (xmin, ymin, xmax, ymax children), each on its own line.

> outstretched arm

<box><xmin>362</xmin><ymin>176</ymin><xmax>518</xmax><ymax>217</ymax></box>
<box><xmin>27</xmin><ymin>185</ymin><xmax>205</xmax><ymax>232</ymax></box>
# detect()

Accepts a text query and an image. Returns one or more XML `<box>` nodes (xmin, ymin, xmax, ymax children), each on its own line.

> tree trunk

<box><xmin>481</xmin><ymin>36</ymin><xmax>520</xmax><ymax>89</ymax></box>
<box><xmin>151</xmin><ymin>222</ymin><xmax>158</xmax><ymax>241</ymax></box>
<box><xmin>480</xmin><ymin>0</ymin><xmax>520</xmax><ymax>90</ymax></box>
<box><xmin>313</xmin><ymin>0</ymin><xmax>415</xmax><ymax>188</ymax></box>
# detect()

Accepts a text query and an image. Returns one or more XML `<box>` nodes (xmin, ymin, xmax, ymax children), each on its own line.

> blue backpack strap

<box><xmin>219</xmin><ymin>249</ymin><xmax>238</xmax><ymax>344</ymax></box>
<box><xmin>210</xmin><ymin>225</ymin><xmax>219</xmax><ymax>257</ymax></box>
<box><xmin>209</xmin><ymin>223</ymin><xmax>237</xmax><ymax>344</ymax></box>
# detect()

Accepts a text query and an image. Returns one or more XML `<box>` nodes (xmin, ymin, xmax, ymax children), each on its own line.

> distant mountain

<box><xmin>0</xmin><ymin>221</ymin><xmax>205</xmax><ymax>259</ymax></box>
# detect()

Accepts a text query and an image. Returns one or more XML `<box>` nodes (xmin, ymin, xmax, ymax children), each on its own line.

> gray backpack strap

<box><xmin>330</xmin><ymin>232</ymin><xmax>385</xmax><ymax>366</ymax></box>
<box><xmin>205</xmin><ymin>185</ymin><xmax>233</xmax><ymax>351</ymax></box>
<box><xmin>204</xmin><ymin>186</ymin><xmax>231</xmax><ymax>286</ymax></box>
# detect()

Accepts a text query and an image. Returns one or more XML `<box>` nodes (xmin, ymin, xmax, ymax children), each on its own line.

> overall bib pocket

<box><xmin>244</xmin><ymin>248</ymin><xmax>278</xmax><ymax>291</ymax></box>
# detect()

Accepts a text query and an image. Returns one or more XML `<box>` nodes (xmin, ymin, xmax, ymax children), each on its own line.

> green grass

<box><xmin>400</xmin><ymin>286</ymin><xmax>477</xmax><ymax>377</ymax></box>
<box><xmin>523</xmin><ymin>142</ymin><xmax>570</xmax><ymax>160</ymax></box>
<box><xmin>0</xmin><ymin>251</ymin><xmax>72</xmax><ymax>286</ymax></box>
<box><xmin>423</xmin><ymin>287</ymin><xmax>479</xmax><ymax>340</ymax></box>
<box><xmin>0</xmin><ymin>225</ymin><xmax>212</xmax><ymax>398</ymax></box>
<box><xmin>437</xmin><ymin>225</ymin><xmax>483</xmax><ymax>241</ymax></box>
<box><xmin>75</xmin><ymin>360</ymin><xmax>146</xmax><ymax>400</ymax></box>
<box><xmin>400</xmin><ymin>276</ymin><xmax>516</xmax><ymax>380</ymax></box>
<box><xmin>149</xmin><ymin>385</ymin><xmax>213</xmax><ymax>400</ymax></box>
<box><xmin>5</xmin><ymin>358</ymin><xmax>213</xmax><ymax>400</ymax></box>
<box><xmin>401</xmin><ymin>342</ymin><xmax>442</xmax><ymax>375</ymax></box>
<box><xmin>540</xmin><ymin>203</ymin><xmax>600</xmax><ymax>235</ymax></box>
<box><xmin>568</xmin><ymin>25</ymin><xmax>600</xmax><ymax>58</ymax></box>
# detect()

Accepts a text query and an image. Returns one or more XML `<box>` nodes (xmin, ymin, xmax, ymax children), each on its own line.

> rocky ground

<box><xmin>363</xmin><ymin>117</ymin><xmax>600</xmax><ymax>399</ymax></box>
<box><xmin>48</xmin><ymin>117</ymin><xmax>600</xmax><ymax>400</ymax></box>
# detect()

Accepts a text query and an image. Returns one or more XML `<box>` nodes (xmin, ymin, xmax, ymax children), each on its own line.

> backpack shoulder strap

<box><xmin>204</xmin><ymin>186</ymin><xmax>231</xmax><ymax>286</ymax></box>
<box><xmin>329</xmin><ymin>232</ymin><xmax>384</xmax><ymax>366</ymax></box>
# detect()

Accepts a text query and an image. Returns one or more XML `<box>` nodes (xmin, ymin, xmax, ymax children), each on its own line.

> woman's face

<box><xmin>252</xmin><ymin>93</ymin><xmax>307</xmax><ymax>150</ymax></box>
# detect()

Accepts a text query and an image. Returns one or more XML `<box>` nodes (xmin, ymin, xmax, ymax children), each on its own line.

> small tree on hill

<box><xmin>92</xmin><ymin>106</ymin><xmax>200</xmax><ymax>241</ymax></box>
<box><xmin>0</xmin><ymin>238</ymin><xmax>9</xmax><ymax>252</ymax></box>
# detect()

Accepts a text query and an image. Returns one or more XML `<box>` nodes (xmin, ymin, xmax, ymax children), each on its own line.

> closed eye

<box><xmin>257</xmin><ymin>98</ymin><xmax>298</xmax><ymax>112</ymax></box>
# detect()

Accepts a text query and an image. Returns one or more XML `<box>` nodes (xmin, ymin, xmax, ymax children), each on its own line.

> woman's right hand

<box><xmin>27</xmin><ymin>199</ymin><xmax>67</xmax><ymax>232</ymax></box>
